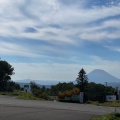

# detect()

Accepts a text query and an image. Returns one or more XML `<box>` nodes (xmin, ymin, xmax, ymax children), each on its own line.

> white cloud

<box><xmin>78</xmin><ymin>18</ymin><xmax>120</xmax><ymax>41</ymax></box>
<box><xmin>103</xmin><ymin>19</ymin><xmax>120</xmax><ymax>28</ymax></box>
<box><xmin>79</xmin><ymin>32</ymin><xmax>107</xmax><ymax>41</ymax></box>
<box><xmin>0</xmin><ymin>0</ymin><xmax>120</xmax><ymax>44</ymax></box>
<box><xmin>0</xmin><ymin>41</ymin><xmax>39</xmax><ymax>57</ymax></box>
<box><xmin>105</xmin><ymin>46</ymin><xmax>120</xmax><ymax>52</ymax></box>
<box><xmin>79</xmin><ymin>31</ymin><xmax>120</xmax><ymax>41</ymax></box>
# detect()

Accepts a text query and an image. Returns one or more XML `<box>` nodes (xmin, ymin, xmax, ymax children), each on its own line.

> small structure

<box><xmin>106</xmin><ymin>95</ymin><xmax>116</xmax><ymax>101</ymax></box>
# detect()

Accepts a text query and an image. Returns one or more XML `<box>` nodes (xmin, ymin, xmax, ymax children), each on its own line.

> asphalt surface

<box><xmin>0</xmin><ymin>95</ymin><xmax>120</xmax><ymax>120</ymax></box>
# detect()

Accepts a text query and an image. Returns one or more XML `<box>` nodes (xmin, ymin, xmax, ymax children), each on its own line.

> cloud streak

<box><xmin>0</xmin><ymin>0</ymin><xmax>120</xmax><ymax>44</ymax></box>
<box><xmin>0</xmin><ymin>41</ymin><xmax>39</xmax><ymax>57</ymax></box>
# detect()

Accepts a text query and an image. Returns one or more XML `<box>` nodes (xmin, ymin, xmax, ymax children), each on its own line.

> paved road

<box><xmin>0</xmin><ymin>95</ymin><xmax>120</xmax><ymax>120</ymax></box>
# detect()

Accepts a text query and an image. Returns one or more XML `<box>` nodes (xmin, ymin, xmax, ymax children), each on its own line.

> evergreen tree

<box><xmin>76</xmin><ymin>68</ymin><xmax>88</xmax><ymax>92</ymax></box>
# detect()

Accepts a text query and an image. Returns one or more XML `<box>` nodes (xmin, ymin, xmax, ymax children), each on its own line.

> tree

<box><xmin>0</xmin><ymin>60</ymin><xmax>14</xmax><ymax>91</ymax></box>
<box><xmin>7</xmin><ymin>81</ymin><xmax>20</xmax><ymax>92</ymax></box>
<box><xmin>76</xmin><ymin>68</ymin><xmax>88</xmax><ymax>92</ymax></box>
<box><xmin>86</xmin><ymin>82</ymin><xmax>115</xmax><ymax>102</ymax></box>
<box><xmin>50</xmin><ymin>82</ymin><xmax>75</xmax><ymax>96</ymax></box>
<box><xmin>42</xmin><ymin>86</ymin><xmax>46</xmax><ymax>92</ymax></box>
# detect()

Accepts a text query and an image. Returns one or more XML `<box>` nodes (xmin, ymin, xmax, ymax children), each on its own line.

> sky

<box><xmin>0</xmin><ymin>0</ymin><xmax>120</xmax><ymax>82</ymax></box>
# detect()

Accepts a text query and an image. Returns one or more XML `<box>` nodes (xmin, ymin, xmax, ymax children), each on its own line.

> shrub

<box><xmin>64</xmin><ymin>90</ymin><xmax>73</xmax><ymax>97</ymax></box>
<box><xmin>58</xmin><ymin>92</ymin><xmax>65</xmax><ymax>99</ymax></box>
<box><xmin>72</xmin><ymin>88</ymin><xmax>80</xmax><ymax>95</ymax></box>
<box><xmin>31</xmin><ymin>88</ymin><xmax>50</xmax><ymax>100</ymax></box>
<box><xmin>17</xmin><ymin>92</ymin><xmax>40</xmax><ymax>100</ymax></box>
<box><xmin>90</xmin><ymin>113</ymin><xmax>120</xmax><ymax>120</ymax></box>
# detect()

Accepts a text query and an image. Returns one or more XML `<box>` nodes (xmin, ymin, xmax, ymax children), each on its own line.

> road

<box><xmin>0</xmin><ymin>95</ymin><xmax>120</xmax><ymax>120</ymax></box>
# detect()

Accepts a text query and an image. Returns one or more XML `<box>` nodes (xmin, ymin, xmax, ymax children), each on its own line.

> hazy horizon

<box><xmin>13</xmin><ymin>69</ymin><xmax>120</xmax><ymax>84</ymax></box>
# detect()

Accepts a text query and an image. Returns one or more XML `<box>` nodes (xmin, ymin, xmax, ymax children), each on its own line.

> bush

<box><xmin>30</xmin><ymin>82</ymin><xmax>51</xmax><ymax>100</ymax></box>
<box><xmin>88</xmin><ymin>100</ymin><xmax>120</xmax><ymax>107</ymax></box>
<box><xmin>90</xmin><ymin>113</ymin><xmax>120</xmax><ymax>120</ymax></box>
<box><xmin>0</xmin><ymin>90</ymin><xmax>22</xmax><ymax>96</ymax></box>
<box><xmin>31</xmin><ymin>88</ymin><xmax>50</xmax><ymax>100</ymax></box>
<box><xmin>58</xmin><ymin>92</ymin><xmax>65</xmax><ymax>99</ymax></box>
<box><xmin>115</xmin><ymin>113</ymin><xmax>120</xmax><ymax>117</ymax></box>
<box><xmin>17</xmin><ymin>92</ymin><xmax>41</xmax><ymax>100</ymax></box>
<box><xmin>87</xmin><ymin>101</ymin><xmax>99</xmax><ymax>105</ymax></box>
<box><xmin>40</xmin><ymin>92</ymin><xmax>50</xmax><ymax>100</ymax></box>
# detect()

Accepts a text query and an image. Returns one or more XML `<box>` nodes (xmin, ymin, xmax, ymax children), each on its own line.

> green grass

<box><xmin>0</xmin><ymin>91</ymin><xmax>43</xmax><ymax>100</ymax></box>
<box><xmin>88</xmin><ymin>101</ymin><xmax>120</xmax><ymax>107</ymax></box>
<box><xmin>100</xmin><ymin>101</ymin><xmax>120</xmax><ymax>107</ymax></box>
<box><xmin>90</xmin><ymin>113</ymin><xmax>120</xmax><ymax>120</ymax></box>
<box><xmin>0</xmin><ymin>90</ymin><xmax>22</xmax><ymax>96</ymax></box>
<box><xmin>17</xmin><ymin>92</ymin><xmax>43</xmax><ymax>100</ymax></box>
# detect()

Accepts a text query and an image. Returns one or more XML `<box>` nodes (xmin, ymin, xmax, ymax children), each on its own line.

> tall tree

<box><xmin>76</xmin><ymin>68</ymin><xmax>88</xmax><ymax>92</ymax></box>
<box><xmin>0</xmin><ymin>60</ymin><xmax>14</xmax><ymax>91</ymax></box>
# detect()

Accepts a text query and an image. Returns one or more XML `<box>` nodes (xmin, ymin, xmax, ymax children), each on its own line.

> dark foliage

<box><xmin>86</xmin><ymin>82</ymin><xmax>115</xmax><ymax>102</ymax></box>
<box><xmin>0</xmin><ymin>59</ymin><xmax>15</xmax><ymax>91</ymax></box>
<box><xmin>7</xmin><ymin>81</ymin><xmax>21</xmax><ymax>92</ymax></box>
<box><xmin>50</xmin><ymin>82</ymin><xmax>75</xmax><ymax>96</ymax></box>
<box><xmin>76</xmin><ymin>68</ymin><xmax>88</xmax><ymax>92</ymax></box>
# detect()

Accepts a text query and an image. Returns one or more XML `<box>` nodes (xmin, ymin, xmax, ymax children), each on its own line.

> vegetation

<box><xmin>30</xmin><ymin>82</ymin><xmax>51</xmax><ymax>100</ymax></box>
<box><xmin>0</xmin><ymin>61</ymin><xmax>117</xmax><ymax>103</ymax></box>
<box><xmin>0</xmin><ymin>59</ymin><xmax>20</xmax><ymax>92</ymax></box>
<box><xmin>76</xmin><ymin>68</ymin><xmax>88</xmax><ymax>92</ymax></box>
<box><xmin>49</xmin><ymin>67</ymin><xmax>115</xmax><ymax>103</ymax></box>
<box><xmin>90</xmin><ymin>113</ymin><xmax>120</xmax><ymax>120</ymax></box>
<box><xmin>17</xmin><ymin>92</ymin><xmax>42</xmax><ymax>100</ymax></box>
<box><xmin>86</xmin><ymin>82</ymin><xmax>115</xmax><ymax>103</ymax></box>
<box><xmin>0</xmin><ymin>90</ymin><xmax>25</xmax><ymax>96</ymax></box>
<box><xmin>58</xmin><ymin>87</ymin><xmax>80</xmax><ymax>99</ymax></box>
<box><xmin>88</xmin><ymin>100</ymin><xmax>120</xmax><ymax>107</ymax></box>
<box><xmin>50</xmin><ymin>82</ymin><xmax>75</xmax><ymax>96</ymax></box>
<box><xmin>0</xmin><ymin>90</ymin><xmax>44</xmax><ymax>100</ymax></box>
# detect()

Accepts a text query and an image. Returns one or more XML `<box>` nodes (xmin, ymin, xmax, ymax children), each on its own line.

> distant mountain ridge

<box><xmin>14</xmin><ymin>79</ymin><xmax>63</xmax><ymax>89</ymax></box>
<box><xmin>14</xmin><ymin>79</ymin><xmax>59</xmax><ymax>85</ymax></box>
<box><xmin>17</xmin><ymin>82</ymin><xmax>51</xmax><ymax>89</ymax></box>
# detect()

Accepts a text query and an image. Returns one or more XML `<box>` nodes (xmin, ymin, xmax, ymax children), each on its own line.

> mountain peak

<box><xmin>91</xmin><ymin>69</ymin><xmax>107</xmax><ymax>73</ymax></box>
<box><xmin>88</xmin><ymin>69</ymin><xmax>120</xmax><ymax>83</ymax></box>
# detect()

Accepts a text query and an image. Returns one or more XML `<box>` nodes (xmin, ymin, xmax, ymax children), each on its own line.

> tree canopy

<box><xmin>50</xmin><ymin>82</ymin><xmax>75</xmax><ymax>96</ymax></box>
<box><xmin>0</xmin><ymin>59</ymin><xmax>15</xmax><ymax>91</ymax></box>
<box><xmin>86</xmin><ymin>82</ymin><xmax>115</xmax><ymax>102</ymax></box>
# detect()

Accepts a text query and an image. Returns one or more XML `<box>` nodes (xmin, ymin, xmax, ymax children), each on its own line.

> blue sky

<box><xmin>0</xmin><ymin>0</ymin><xmax>120</xmax><ymax>81</ymax></box>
